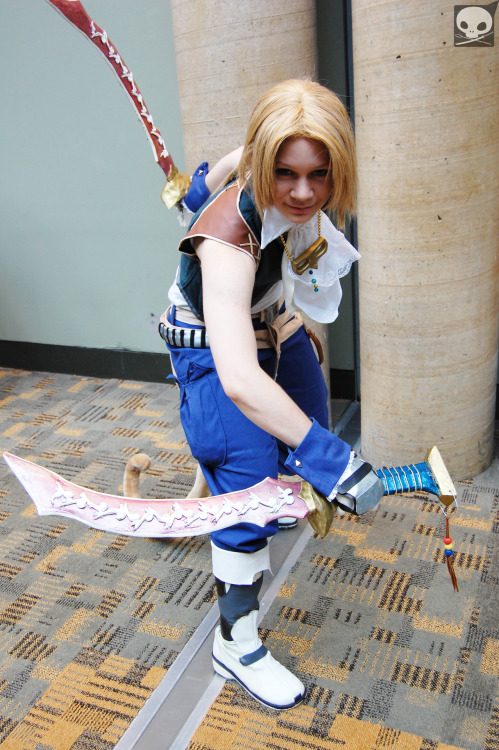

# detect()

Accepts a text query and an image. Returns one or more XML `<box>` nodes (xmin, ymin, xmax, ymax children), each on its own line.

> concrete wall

<box><xmin>0</xmin><ymin>0</ymin><xmax>185</xmax><ymax>355</ymax></box>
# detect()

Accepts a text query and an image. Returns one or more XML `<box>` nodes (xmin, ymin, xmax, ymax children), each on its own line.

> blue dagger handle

<box><xmin>375</xmin><ymin>462</ymin><xmax>440</xmax><ymax>498</ymax></box>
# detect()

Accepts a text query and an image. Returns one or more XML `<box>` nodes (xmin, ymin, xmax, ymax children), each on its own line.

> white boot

<box><xmin>212</xmin><ymin>607</ymin><xmax>305</xmax><ymax>710</ymax></box>
<box><xmin>211</xmin><ymin>546</ymin><xmax>305</xmax><ymax>712</ymax></box>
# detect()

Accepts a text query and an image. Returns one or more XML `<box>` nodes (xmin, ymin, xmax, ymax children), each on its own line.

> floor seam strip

<box><xmin>119</xmin><ymin>521</ymin><xmax>314</xmax><ymax>750</ymax></box>
<box><xmin>168</xmin><ymin>522</ymin><xmax>314</xmax><ymax>750</ymax></box>
<box><xmin>114</xmin><ymin>604</ymin><xmax>220</xmax><ymax>749</ymax></box>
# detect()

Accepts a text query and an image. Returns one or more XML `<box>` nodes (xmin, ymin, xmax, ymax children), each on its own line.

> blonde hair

<box><xmin>238</xmin><ymin>79</ymin><xmax>356</xmax><ymax>228</ymax></box>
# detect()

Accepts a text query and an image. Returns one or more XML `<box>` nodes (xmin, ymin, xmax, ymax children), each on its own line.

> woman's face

<box><xmin>273</xmin><ymin>137</ymin><xmax>332</xmax><ymax>224</ymax></box>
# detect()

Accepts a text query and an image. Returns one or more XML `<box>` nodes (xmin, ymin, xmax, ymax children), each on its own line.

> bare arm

<box><xmin>196</xmin><ymin>239</ymin><xmax>312</xmax><ymax>450</ymax></box>
<box><xmin>204</xmin><ymin>147</ymin><xmax>243</xmax><ymax>194</ymax></box>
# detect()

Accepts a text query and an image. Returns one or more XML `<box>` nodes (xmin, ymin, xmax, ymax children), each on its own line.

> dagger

<box><xmin>3</xmin><ymin>446</ymin><xmax>456</xmax><ymax>540</ymax></box>
<box><xmin>45</xmin><ymin>0</ymin><xmax>190</xmax><ymax>207</ymax></box>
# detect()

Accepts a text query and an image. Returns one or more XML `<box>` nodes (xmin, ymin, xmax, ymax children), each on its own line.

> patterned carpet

<box><xmin>187</xmin><ymin>440</ymin><xmax>499</xmax><ymax>748</ymax></box>
<box><xmin>0</xmin><ymin>367</ymin><xmax>214</xmax><ymax>749</ymax></box>
<box><xmin>0</xmin><ymin>367</ymin><xmax>498</xmax><ymax>750</ymax></box>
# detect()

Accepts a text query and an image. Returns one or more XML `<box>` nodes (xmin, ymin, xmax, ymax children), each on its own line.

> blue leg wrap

<box><xmin>215</xmin><ymin>575</ymin><xmax>263</xmax><ymax>641</ymax></box>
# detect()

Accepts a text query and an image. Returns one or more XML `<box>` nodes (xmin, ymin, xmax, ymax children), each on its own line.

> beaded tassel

<box><xmin>443</xmin><ymin>515</ymin><xmax>459</xmax><ymax>592</ymax></box>
<box><xmin>309</xmin><ymin>271</ymin><xmax>319</xmax><ymax>292</ymax></box>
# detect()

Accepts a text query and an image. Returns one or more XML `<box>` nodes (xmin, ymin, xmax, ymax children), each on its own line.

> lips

<box><xmin>285</xmin><ymin>204</ymin><xmax>317</xmax><ymax>221</ymax></box>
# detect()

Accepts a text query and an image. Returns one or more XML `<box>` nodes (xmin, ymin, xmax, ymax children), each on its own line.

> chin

<box><xmin>283</xmin><ymin>207</ymin><xmax>317</xmax><ymax>224</ymax></box>
<box><xmin>290</xmin><ymin>212</ymin><xmax>316</xmax><ymax>225</ymax></box>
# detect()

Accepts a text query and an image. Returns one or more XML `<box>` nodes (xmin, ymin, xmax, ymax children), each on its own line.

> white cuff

<box><xmin>211</xmin><ymin>542</ymin><xmax>271</xmax><ymax>585</ymax></box>
<box><xmin>328</xmin><ymin>450</ymin><xmax>356</xmax><ymax>501</ymax></box>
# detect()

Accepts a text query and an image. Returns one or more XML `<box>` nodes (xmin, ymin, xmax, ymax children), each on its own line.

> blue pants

<box><xmin>167</xmin><ymin>317</ymin><xmax>329</xmax><ymax>554</ymax></box>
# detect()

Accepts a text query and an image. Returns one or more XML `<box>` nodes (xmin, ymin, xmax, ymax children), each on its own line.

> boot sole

<box><xmin>278</xmin><ymin>519</ymin><xmax>298</xmax><ymax>529</ymax></box>
<box><xmin>212</xmin><ymin>654</ymin><xmax>305</xmax><ymax>711</ymax></box>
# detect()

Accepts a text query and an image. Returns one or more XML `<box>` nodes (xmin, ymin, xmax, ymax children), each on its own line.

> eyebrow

<box><xmin>275</xmin><ymin>154</ymin><xmax>329</xmax><ymax>172</ymax></box>
<box><xmin>275</xmin><ymin>157</ymin><xmax>330</xmax><ymax>169</ymax></box>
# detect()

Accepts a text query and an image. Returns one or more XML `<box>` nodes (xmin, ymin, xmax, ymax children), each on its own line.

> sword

<box><xmin>3</xmin><ymin>447</ymin><xmax>456</xmax><ymax>540</ymax></box>
<box><xmin>45</xmin><ymin>0</ymin><xmax>190</xmax><ymax>207</ymax></box>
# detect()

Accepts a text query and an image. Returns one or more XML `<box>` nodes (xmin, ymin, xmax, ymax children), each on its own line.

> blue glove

<box><xmin>182</xmin><ymin>161</ymin><xmax>211</xmax><ymax>213</ymax></box>
<box><xmin>284</xmin><ymin>419</ymin><xmax>351</xmax><ymax>497</ymax></box>
<box><xmin>285</xmin><ymin>419</ymin><xmax>383</xmax><ymax>514</ymax></box>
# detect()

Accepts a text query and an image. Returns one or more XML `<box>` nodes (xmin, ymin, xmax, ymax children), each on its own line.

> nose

<box><xmin>291</xmin><ymin>178</ymin><xmax>313</xmax><ymax>202</ymax></box>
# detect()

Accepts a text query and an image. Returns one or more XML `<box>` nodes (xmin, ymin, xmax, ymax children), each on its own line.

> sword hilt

<box><xmin>375</xmin><ymin>446</ymin><xmax>457</xmax><ymax>510</ymax></box>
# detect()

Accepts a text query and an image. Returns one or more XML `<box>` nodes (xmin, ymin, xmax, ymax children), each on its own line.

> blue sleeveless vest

<box><xmin>177</xmin><ymin>184</ymin><xmax>284</xmax><ymax>321</ymax></box>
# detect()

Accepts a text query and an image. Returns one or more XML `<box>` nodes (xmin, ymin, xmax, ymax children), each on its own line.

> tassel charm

<box><xmin>443</xmin><ymin>516</ymin><xmax>459</xmax><ymax>592</ymax></box>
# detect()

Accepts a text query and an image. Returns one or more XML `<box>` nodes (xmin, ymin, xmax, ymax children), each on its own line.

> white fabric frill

<box><xmin>261</xmin><ymin>207</ymin><xmax>361</xmax><ymax>324</ymax></box>
<box><xmin>175</xmin><ymin>200</ymin><xmax>195</xmax><ymax>228</ymax></box>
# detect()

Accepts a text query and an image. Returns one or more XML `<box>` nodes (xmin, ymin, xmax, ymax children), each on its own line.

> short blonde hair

<box><xmin>238</xmin><ymin>79</ymin><xmax>356</xmax><ymax>228</ymax></box>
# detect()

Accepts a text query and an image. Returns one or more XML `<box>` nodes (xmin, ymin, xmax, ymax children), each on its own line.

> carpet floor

<box><xmin>0</xmin><ymin>367</ymin><xmax>497</xmax><ymax>750</ymax></box>
<box><xmin>187</xmin><ymin>434</ymin><xmax>499</xmax><ymax>750</ymax></box>
<box><xmin>0</xmin><ymin>367</ymin><xmax>214</xmax><ymax>749</ymax></box>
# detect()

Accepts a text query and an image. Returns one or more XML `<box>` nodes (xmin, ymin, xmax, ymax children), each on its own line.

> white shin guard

<box><xmin>211</xmin><ymin>541</ymin><xmax>271</xmax><ymax>585</ymax></box>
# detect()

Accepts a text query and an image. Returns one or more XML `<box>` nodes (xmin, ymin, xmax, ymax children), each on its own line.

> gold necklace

<box><xmin>280</xmin><ymin>210</ymin><xmax>328</xmax><ymax>278</ymax></box>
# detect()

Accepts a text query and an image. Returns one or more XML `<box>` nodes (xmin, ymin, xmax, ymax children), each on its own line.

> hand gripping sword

<box><xmin>3</xmin><ymin>447</ymin><xmax>456</xmax><ymax>539</ymax></box>
<box><xmin>45</xmin><ymin>0</ymin><xmax>190</xmax><ymax>207</ymax></box>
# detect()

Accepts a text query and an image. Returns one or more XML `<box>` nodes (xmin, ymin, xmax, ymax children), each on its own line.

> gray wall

<box><xmin>1</xmin><ymin>0</ymin><xmax>185</xmax><ymax>355</ymax></box>
<box><xmin>1</xmin><ymin>0</ymin><xmax>356</xmax><ymax>368</ymax></box>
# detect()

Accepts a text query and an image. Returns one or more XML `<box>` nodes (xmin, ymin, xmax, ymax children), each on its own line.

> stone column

<box><xmin>352</xmin><ymin>1</ymin><xmax>499</xmax><ymax>478</ymax></box>
<box><xmin>170</xmin><ymin>1</ymin><xmax>317</xmax><ymax>173</ymax></box>
<box><xmin>170</xmin><ymin>0</ymin><xmax>333</xmax><ymax>416</ymax></box>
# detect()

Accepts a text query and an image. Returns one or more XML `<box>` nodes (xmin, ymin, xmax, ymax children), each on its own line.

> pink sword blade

<box><xmin>45</xmin><ymin>0</ymin><xmax>176</xmax><ymax>180</ymax></box>
<box><xmin>3</xmin><ymin>452</ymin><xmax>310</xmax><ymax>539</ymax></box>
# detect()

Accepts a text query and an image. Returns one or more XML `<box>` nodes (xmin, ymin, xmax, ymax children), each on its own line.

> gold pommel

<box><xmin>299</xmin><ymin>481</ymin><xmax>337</xmax><ymax>538</ymax></box>
<box><xmin>426</xmin><ymin>446</ymin><xmax>457</xmax><ymax>508</ymax></box>
<box><xmin>160</xmin><ymin>167</ymin><xmax>192</xmax><ymax>209</ymax></box>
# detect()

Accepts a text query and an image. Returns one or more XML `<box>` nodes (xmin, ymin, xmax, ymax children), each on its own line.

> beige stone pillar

<box><xmin>352</xmin><ymin>1</ymin><xmax>499</xmax><ymax>479</ymax></box>
<box><xmin>170</xmin><ymin>0</ymin><xmax>317</xmax><ymax>173</ymax></box>
<box><xmin>170</xmin><ymin>0</ymin><xmax>333</xmax><ymax>416</ymax></box>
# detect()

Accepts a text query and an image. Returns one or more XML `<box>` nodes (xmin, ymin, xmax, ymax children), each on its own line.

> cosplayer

<box><xmin>159</xmin><ymin>78</ymin><xmax>384</xmax><ymax>710</ymax></box>
<box><xmin>2</xmin><ymin>5</ymin><xmax>459</xmax><ymax>718</ymax></box>
<box><xmin>2</xmin><ymin>49</ymin><xmax>459</xmax><ymax>713</ymax></box>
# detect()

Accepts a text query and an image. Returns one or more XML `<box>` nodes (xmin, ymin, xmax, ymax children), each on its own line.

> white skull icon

<box><xmin>456</xmin><ymin>6</ymin><xmax>494</xmax><ymax>38</ymax></box>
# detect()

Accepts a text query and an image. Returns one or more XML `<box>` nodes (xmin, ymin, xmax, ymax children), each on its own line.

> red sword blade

<box><xmin>3</xmin><ymin>452</ymin><xmax>310</xmax><ymax>539</ymax></box>
<box><xmin>45</xmin><ymin>0</ymin><xmax>176</xmax><ymax>180</ymax></box>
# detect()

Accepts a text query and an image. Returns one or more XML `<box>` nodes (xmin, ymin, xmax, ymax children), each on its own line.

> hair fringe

<box><xmin>238</xmin><ymin>79</ymin><xmax>356</xmax><ymax>228</ymax></box>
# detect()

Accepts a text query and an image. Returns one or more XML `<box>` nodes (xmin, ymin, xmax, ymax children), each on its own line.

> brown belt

<box><xmin>159</xmin><ymin>307</ymin><xmax>324</xmax><ymax>369</ymax></box>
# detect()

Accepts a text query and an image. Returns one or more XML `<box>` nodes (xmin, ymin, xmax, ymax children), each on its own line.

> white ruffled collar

<box><xmin>261</xmin><ymin>206</ymin><xmax>300</xmax><ymax>248</ymax></box>
<box><xmin>261</xmin><ymin>207</ymin><xmax>361</xmax><ymax>324</ymax></box>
